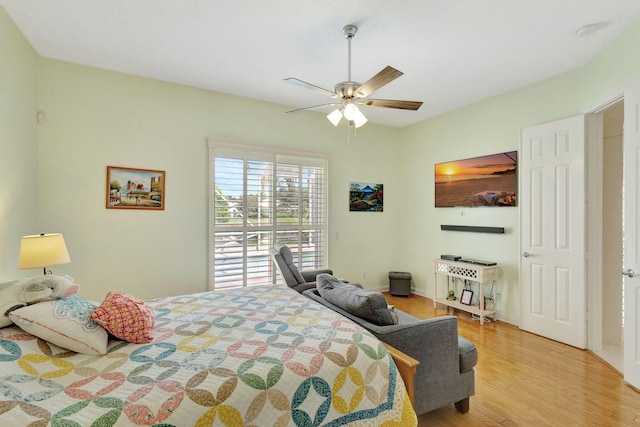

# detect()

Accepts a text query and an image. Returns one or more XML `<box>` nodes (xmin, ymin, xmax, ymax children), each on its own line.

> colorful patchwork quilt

<box><xmin>0</xmin><ymin>285</ymin><xmax>417</xmax><ymax>426</ymax></box>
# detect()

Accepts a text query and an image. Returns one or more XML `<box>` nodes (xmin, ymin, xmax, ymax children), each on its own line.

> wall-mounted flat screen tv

<box><xmin>435</xmin><ymin>151</ymin><xmax>517</xmax><ymax>207</ymax></box>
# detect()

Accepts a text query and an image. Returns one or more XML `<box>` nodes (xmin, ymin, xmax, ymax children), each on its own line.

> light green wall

<box><xmin>36</xmin><ymin>59</ymin><xmax>405</xmax><ymax>301</ymax></box>
<box><xmin>578</xmin><ymin>21</ymin><xmax>640</xmax><ymax>104</ymax></box>
<box><xmin>4</xmin><ymin>4</ymin><xmax>640</xmax><ymax>323</ymax></box>
<box><xmin>0</xmin><ymin>6</ymin><xmax>39</xmax><ymax>280</ymax></box>
<box><xmin>402</xmin><ymin>19</ymin><xmax>640</xmax><ymax>324</ymax></box>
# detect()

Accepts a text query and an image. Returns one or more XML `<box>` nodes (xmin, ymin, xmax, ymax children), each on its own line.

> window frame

<box><xmin>208</xmin><ymin>138</ymin><xmax>329</xmax><ymax>290</ymax></box>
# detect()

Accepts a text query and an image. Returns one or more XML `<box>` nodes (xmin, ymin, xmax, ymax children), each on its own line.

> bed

<box><xmin>0</xmin><ymin>284</ymin><xmax>417</xmax><ymax>426</ymax></box>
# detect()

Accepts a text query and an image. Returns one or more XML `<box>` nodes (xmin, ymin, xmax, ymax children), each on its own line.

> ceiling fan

<box><xmin>284</xmin><ymin>24</ymin><xmax>423</xmax><ymax>128</ymax></box>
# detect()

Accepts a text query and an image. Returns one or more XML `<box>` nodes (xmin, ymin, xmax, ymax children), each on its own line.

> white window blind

<box><xmin>208</xmin><ymin>141</ymin><xmax>328</xmax><ymax>290</ymax></box>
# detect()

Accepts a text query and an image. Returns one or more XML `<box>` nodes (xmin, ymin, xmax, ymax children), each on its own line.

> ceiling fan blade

<box><xmin>285</xmin><ymin>103</ymin><xmax>340</xmax><ymax>114</ymax></box>
<box><xmin>354</xmin><ymin>66</ymin><xmax>404</xmax><ymax>98</ymax></box>
<box><xmin>363</xmin><ymin>99</ymin><xmax>423</xmax><ymax>111</ymax></box>
<box><xmin>284</xmin><ymin>78</ymin><xmax>336</xmax><ymax>98</ymax></box>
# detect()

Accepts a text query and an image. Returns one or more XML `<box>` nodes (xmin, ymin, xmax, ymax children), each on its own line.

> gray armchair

<box><xmin>304</xmin><ymin>287</ymin><xmax>477</xmax><ymax>415</ymax></box>
<box><xmin>269</xmin><ymin>243</ymin><xmax>333</xmax><ymax>293</ymax></box>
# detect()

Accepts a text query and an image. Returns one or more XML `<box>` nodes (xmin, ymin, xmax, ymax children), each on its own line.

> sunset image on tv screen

<box><xmin>435</xmin><ymin>151</ymin><xmax>517</xmax><ymax>207</ymax></box>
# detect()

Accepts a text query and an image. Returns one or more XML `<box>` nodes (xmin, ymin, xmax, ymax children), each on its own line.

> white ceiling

<box><xmin>2</xmin><ymin>0</ymin><xmax>640</xmax><ymax>127</ymax></box>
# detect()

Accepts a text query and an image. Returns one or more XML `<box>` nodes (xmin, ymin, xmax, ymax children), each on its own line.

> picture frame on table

<box><xmin>460</xmin><ymin>289</ymin><xmax>474</xmax><ymax>305</ymax></box>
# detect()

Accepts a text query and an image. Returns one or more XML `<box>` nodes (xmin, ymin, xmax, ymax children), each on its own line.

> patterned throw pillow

<box><xmin>90</xmin><ymin>291</ymin><xmax>155</xmax><ymax>343</ymax></box>
<box><xmin>9</xmin><ymin>295</ymin><xmax>108</xmax><ymax>355</ymax></box>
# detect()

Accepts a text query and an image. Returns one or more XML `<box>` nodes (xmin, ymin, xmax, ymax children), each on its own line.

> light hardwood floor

<box><xmin>382</xmin><ymin>292</ymin><xmax>640</xmax><ymax>426</ymax></box>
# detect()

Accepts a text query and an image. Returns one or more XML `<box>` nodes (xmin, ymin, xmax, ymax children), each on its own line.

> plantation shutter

<box><xmin>209</xmin><ymin>140</ymin><xmax>328</xmax><ymax>290</ymax></box>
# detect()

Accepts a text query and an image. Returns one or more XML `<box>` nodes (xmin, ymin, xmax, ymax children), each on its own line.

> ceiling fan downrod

<box><xmin>343</xmin><ymin>25</ymin><xmax>357</xmax><ymax>82</ymax></box>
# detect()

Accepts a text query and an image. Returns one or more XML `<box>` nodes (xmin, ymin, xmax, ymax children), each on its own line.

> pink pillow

<box><xmin>90</xmin><ymin>292</ymin><xmax>154</xmax><ymax>343</ymax></box>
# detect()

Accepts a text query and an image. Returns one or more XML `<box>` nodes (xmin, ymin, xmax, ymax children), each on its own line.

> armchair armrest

<box><xmin>301</xmin><ymin>268</ymin><xmax>333</xmax><ymax>282</ymax></box>
<box><xmin>369</xmin><ymin>316</ymin><xmax>463</xmax><ymax>391</ymax></box>
<box><xmin>382</xmin><ymin>342</ymin><xmax>419</xmax><ymax>406</ymax></box>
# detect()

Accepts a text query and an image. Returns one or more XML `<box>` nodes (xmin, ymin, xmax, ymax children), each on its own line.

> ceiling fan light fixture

<box><xmin>284</xmin><ymin>23</ymin><xmax>422</xmax><ymax>134</ymax></box>
<box><xmin>327</xmin><ymin>108</ymin><xmax>343</xmax><ymax>126</ymax></box>
<box><xmin>343</xmin><ymin>103</ymin><xmax>367</xmax><ymax>128</ymax></box>
<box><xmin>343</xmin><ymin>103</ymin><xmax>359</xmax><ymax>120</ymax></box>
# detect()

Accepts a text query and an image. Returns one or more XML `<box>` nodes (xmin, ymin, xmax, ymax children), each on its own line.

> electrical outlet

<box><xmin>362</xmin><ymin>271</ymin><xmax>367</xmax><ymax>279</ymax></box>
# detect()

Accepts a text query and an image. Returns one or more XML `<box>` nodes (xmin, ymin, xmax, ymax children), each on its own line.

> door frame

<box><xmin>584</xmin><ymin>91</ymin><xmax>625</xmax><ymax>354</ymax></box>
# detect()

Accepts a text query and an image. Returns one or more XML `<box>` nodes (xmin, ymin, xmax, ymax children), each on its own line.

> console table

<box><xmin>433</xmin><ymin>259</ymin><xmax>498</xmax><ymax>325</ymax></box>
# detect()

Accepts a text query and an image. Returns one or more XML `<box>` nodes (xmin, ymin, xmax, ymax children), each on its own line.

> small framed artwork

<box><xmin>349</xmin><ymin>182</ymin><xmax>383</xmax><ymax>212</ymax></box>
<box><xmin>460</xmin><ymin>289</ymin><xmax>474</xmax><ymax>305</ymax></box>
<box><xmin>106</xmin><ymin>166</ymin><xmax>165</xmax><ymax>210</ymax></box>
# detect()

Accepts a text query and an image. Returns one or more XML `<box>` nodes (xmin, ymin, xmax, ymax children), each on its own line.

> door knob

<box><xmin>622</xmin><ymin>268</ymin><xmax>635</xmax><ymax>278</ymax></box>
<box><xmin>523</xmin><ymin>251</ymin><xmax>533</xmax><ymax>258</ymax></box>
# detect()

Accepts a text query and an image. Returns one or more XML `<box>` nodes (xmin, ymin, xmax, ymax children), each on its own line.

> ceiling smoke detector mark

<box><xmin>576</xmin><ymin>22</ymin><xmax>608</xmax><ymax>37</ymax></box>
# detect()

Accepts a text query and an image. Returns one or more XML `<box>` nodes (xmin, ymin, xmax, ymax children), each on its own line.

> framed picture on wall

<box><xmin>349</xmin><ymin>182</ymin><xmax>383</xmax><ymax>212</ymax></box>
<box><xmin>106</xmin><ymin>166</ymin><xmax>165</xmax><ymax>210</ymax></box>
<box><xmin>460</xmin><ymin>289</ymin><xmax>474</xmax><ymax>305</ymax></box>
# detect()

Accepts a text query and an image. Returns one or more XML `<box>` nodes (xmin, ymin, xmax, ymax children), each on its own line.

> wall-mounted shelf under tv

<box><xmin>441</xmin><ymin>225</ymin><xmax>505</xmax><ymax>234</ymax></box>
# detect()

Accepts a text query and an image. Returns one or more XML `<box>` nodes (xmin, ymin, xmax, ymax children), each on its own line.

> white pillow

<box><xmin>0</xmin><ymin>279</ymin><xmax>25</xmax><ymax>328</ymax></box>
<box><xmin>9</xmin><ymin>296</ymin><xmax>108</xmax><ymax>355</ymax></box>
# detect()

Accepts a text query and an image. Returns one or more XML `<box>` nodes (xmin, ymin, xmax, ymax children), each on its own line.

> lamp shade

<box><xmin>327</xmin><ymin>108</ymin><xmax>343</xmax><ymax>126</ymax></box>
<box><xmin>351</xmin><ymin>108</ymin><xmax>368</xmax><ymax>128</ymax></box>
<box><xmin>18</xmin><ymin>233</ymin><xmax>71</xmax><ymax>270</ymax></box>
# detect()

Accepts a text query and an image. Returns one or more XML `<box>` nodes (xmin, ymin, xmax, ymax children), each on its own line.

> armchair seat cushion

<box><xmin>289</xmin><ymin>282</ymin><xmax>317</xmax><ymax>294</ymax></box>
<box><xmin>301</xmin><ymin>269</ymin><xmax>333</xmax><ymax>283</ymax></box>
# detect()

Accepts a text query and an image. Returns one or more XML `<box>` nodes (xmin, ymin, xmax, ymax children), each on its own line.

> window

<box><xmin>208</xmin><ymin>140</ymin><xmax>328</xmax><ymax>290</ymax></box>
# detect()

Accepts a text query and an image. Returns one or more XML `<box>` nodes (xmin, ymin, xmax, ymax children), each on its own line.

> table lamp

<box><xmin>18</xmin><ymin>233</ymin><xmax>71</xmax><ymax>275</ymax></box>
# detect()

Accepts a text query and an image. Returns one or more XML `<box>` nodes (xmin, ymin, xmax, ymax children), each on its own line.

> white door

<box><xmin>623</xmin><ymin>80</ymin><xmax>640</xmax><ymax>389</ymax></box>
<box><xmin>520</xmin><ymin>115</ymin><xmax>586</xmax><ymax>348</ymax></box>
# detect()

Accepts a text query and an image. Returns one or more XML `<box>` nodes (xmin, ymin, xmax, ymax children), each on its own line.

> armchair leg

<box><xmin>454</xmin><ymin>397</ymin><xmax>470</xmax><ymax>413</ymax></box>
